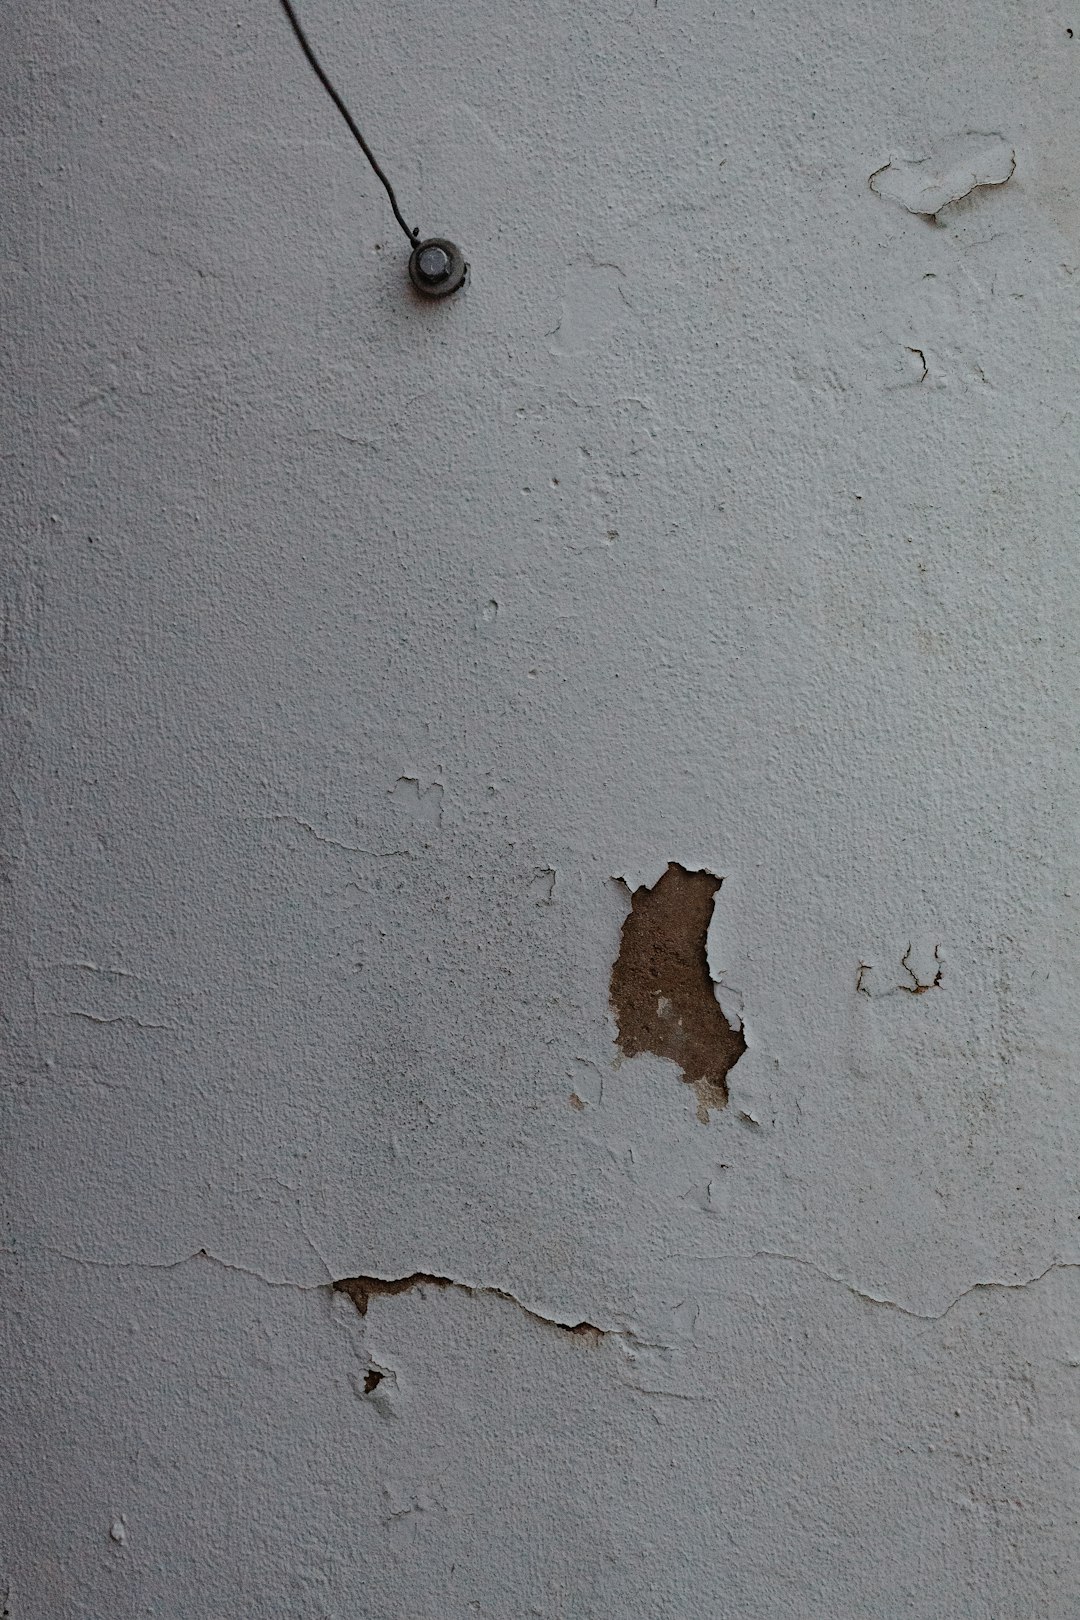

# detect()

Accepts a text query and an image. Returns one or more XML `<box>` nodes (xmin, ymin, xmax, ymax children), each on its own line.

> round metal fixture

<box><xmin>408</xmin><ymin>237</ymin><xmax>467</xmax><ymax>298</ymax></box>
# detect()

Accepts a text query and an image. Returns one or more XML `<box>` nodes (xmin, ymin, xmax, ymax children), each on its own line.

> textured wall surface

<box><xmin>4</xmin><ymin>0</ymin><xmax>1080</xmax><ymax>1614</ymax></box>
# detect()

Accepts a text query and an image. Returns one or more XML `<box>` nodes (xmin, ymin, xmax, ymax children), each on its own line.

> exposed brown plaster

<box><xmin>335</xmin><ymin>1272</ymin><xmax>451</xmax><ymax>1315</ymax></box>
<box><xmin>610</xmin><ymin>863</ymin><xmax>745</xmax><ymax>1122</ymax></box>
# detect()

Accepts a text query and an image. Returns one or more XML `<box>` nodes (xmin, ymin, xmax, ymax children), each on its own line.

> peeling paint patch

<box><xmin>549</xmin><ymin>263</ymin><xmax>627</xmax><ymax>356</ymax></box>
<box><xmin>333</xmin><ymin>1274</ymin><xmax>606</xmax><ymax>1341</ymax></box>
<box><xmin>526</xmin><ymin>866</ymin><xmax>556</xmax><ymax>905</ymax></box>
<box><xmin>870</xmin><ymin>133</ymin><xmax>1015</xmax><ymax>220</ymax></box>
<box><xmin>356</xmin><ymin>1360</ymin><xmax>401</xmax><ymax>1417</ymax></box>
<box><xmin>610</xmin><ymin>864</ymin><xmax>746</xmax><ymax>1122</ymax></box>
<box><xmin>381</xmin><ymin>1481</ymin><xmax>439</xmax><ymax>1551</ymax></box>
<box><xmin>389</xmin><ymin>777</ymin><xmax>444</xmax><ymax>827</ymax></box>
<box><xmin>571</xmin><ymin>1057</ymin><xmax>604</xmax><ymax>1107</ymax></box>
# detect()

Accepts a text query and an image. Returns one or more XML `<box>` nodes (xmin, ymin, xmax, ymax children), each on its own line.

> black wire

<box><xmin>276</xmin><ymin>0</ymin><xmax>419</xmax><ymax>244</ymax></box>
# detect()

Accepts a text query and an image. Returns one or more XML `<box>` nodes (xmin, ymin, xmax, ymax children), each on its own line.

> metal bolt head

<box><xmin>416</xmin><ymin>245</ymin><xmax>450</xmax><ymax>283</ymax></box>
<box><xmin>408</xmin><ymin>237</ymin><xmax>468</xmax><ymax>298</ymax></box>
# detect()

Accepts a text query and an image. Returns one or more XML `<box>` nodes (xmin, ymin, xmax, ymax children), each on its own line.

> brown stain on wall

<box><xmin>610</xmin><ymin>863</ymin><xmax>745</xmax><ymax>1121</ymax></box>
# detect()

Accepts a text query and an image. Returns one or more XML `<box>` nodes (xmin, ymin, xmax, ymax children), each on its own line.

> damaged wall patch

<box><xmin>610</xmin><ymin>863</ymin><xmax>745</xmax><ymax>1121</ymax></box>
<box><xmin>869</xmin><ymin>132</ymin><xmax>1016</xmax><ymax>220</ymax></box>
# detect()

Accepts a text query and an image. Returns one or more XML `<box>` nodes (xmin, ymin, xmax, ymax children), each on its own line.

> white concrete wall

<box><xmin>4</xmin><ymin>0</ymin><xmax>1080</xmax><ymax>1613</ymax></box>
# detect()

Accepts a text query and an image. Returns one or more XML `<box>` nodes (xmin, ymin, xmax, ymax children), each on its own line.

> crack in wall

<box><xmin>771</xmin><ymin>1250</ymin><xmax>1080</xmax><ymax>1322</ymax></box>
<box><xmin>242</xmin><ymin>813</ymin><xmax>412</xmax><ymax>858</ymax></box>
<box><xmin>10</xmin><ymin>1243</ymin><xmax>1078</xmax><ymax>1329</ymax></box>
<box><xmin>62</xmin><ymin>961</ymin><xmax>141</xmax><ymax>979</ymax></box>
<box><xmin>665</xmin><ymin>1249</ymin><xmax>1080</xmax><ymax>1322</ymax></box>
<box><xmin>334</xmin><ymin>1272</ymin><xmax>607</xmax><ymax>1341</ymax></box>
<box><xmin>857</xmin><ymin>943</ymin><xmax>943</xmax><ymax>998</ymax></box>
<box><xmin>66</xmin><ymin>1010</ymin><xmax>177</xmax><ymax>1031</ymax></box>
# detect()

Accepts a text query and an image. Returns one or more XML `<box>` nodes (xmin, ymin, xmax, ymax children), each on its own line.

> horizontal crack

<box><xmin>10</xmin><ymin>1247</ymin><xmax>612</xmax><ymax>1340</ymax></box>
<box><xmin>67</xmin><ymin>1010</ymin><xmax>177</xmax><ymax>1032</ymax></box>
<box><xmin>244</xmin><ymin>814</ymin><xmax>412</xmax><ymax>858</ymax></box>
<box><xmin>13</xmin><ymin>1245</ymin><xmax>326</xmax><ymax>1291</ymax></box>
<box><xmin>665</xmin><ymin>1249</ymin><xmax>1080</xmax><ymax>1321</ymax></box>
<box><xmin>11</xmin><ymin>1244</ymin><xmax>1076</xmax><ymax>1330</ymax></box>
<box><xmin>334</xmin><ymin>1272</ymin><xmax>609</xmax><ymax>1340</ymax></box>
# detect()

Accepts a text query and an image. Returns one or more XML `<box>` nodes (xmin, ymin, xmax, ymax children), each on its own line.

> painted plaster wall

<box><xmin>4</xmin><ymin>0</ymin><xmax>1080</xmax><ymax>1614</ymax></box>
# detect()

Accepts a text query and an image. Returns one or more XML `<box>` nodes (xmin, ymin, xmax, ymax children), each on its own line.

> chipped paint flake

<box><xmin>870</xmin><ymin>132</ymin><xmax>1016</xmax><ymax>219</ymax></box>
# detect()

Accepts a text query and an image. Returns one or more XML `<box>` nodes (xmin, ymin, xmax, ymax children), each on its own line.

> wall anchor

<box><xmin>409</xmin><ymin>238</ymin><xmax>468</xmax><ymax>298</ymax></box>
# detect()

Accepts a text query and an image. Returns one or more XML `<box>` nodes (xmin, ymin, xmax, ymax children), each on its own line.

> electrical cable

<box><xmin>276</xmin><ymin>0</ymin><xmax>419</xmax><ymax>244</ymax></box>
